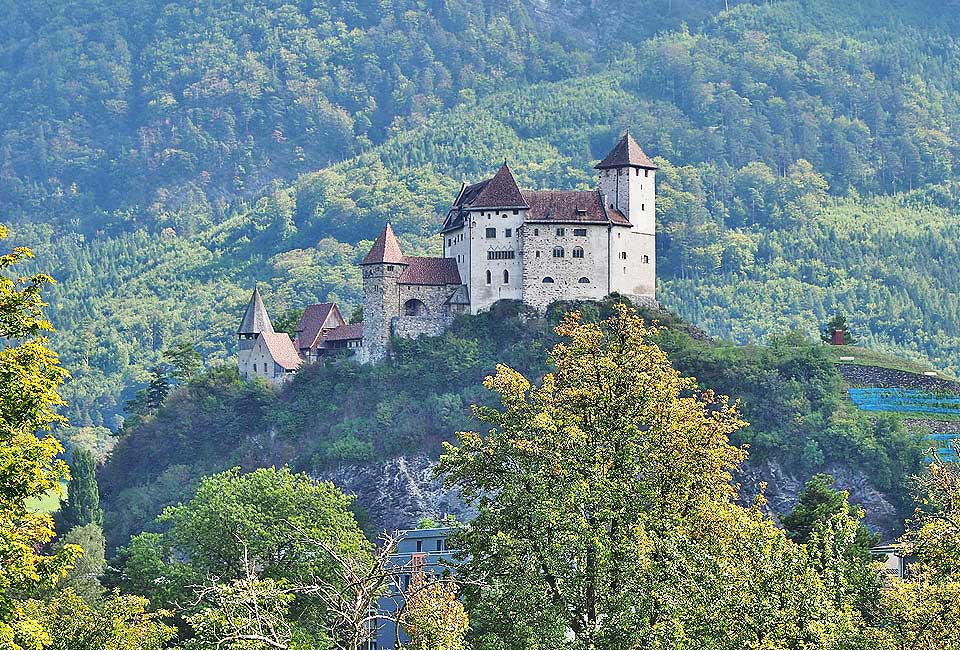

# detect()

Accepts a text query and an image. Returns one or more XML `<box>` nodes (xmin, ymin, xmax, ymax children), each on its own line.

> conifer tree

<box><xmin>58</xmin><ymin>448</ymin><xmax>103</xmax><ymax>532</ymax></box>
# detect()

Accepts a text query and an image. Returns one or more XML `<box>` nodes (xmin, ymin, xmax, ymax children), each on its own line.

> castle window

<box><xmin>620</xmin><ymin>252</ymin><xmax>627</xmax><ymax>260</ymax></box>
<box><xmin>486</xmin><ymin>227</ymin><xmax>496</xmax><ymax>238</ymax></box>
<box><xmin>645</xmin><ymin>169</ymin><xmax>650</xmax><ymax>177</ymax></box>
<box><xmin>387</xmin><ymin>265</ymin><xmax>394</xmax><ymax>271</ymax></box>
<box><xmin>643</xmin><ymin>254</ymin><xmax>650</xmax><ymax>264</ymax></box>
<box><xmin>542</xmin><ymin>277</ymin><xmax>555</xmax><ymax>283</ymax></box>
<box><xmin>535</xmin><ymin>251</ymin><xmax>540</xmax><ymax>258</ymax></box>
<box><xmin>487</xmin><ymin>250</ymin><xmax>515</xmax><ymax>260</ymax></box>
<box><xmin>448</xmin><ymin>238</ymin><xmax>452</xmax><ymax>246</ymax></box>
<box><xmin>578</xmin><ymin>277</ymin><xmax>591</xmax><ymax>284</ymax></box>
<box><xmin>573</xmin><ymin>247</ymin><xmax>584</xmax><ymax>259</ymax></box>
<box><xmin>574</xmin><ymin>228</ymin><xmax>587</xmax><ymax>236</ymax></box>
<box><xmin>404</xmin><ymin>299</ymin><xmax>428</xmax><ymax>317</ymax></box>
<box><xmin>505</xmin><ymin>228</ymin><xmax>512</xmax><ymax>237</ymax></box>
<box><xmin>513</xmin><ymin>209</ymin><xmax>519</xmax><ymax>215</ymax></box>
<box><xmin>636</xmin><ymin>168</ymin><xmax>640</xmax><ymax>175</ymax></box>
<box><xmin>553</xmin><ymin>247</ymin><xmax>564</xmax><ymax>258</ymax></box>
<box><xmin>486</xmin><ymin>270</ymin><xmax>491</xmax><ymax>284</ymax></box>
<box><xmin>642</xmin><ymin>203</ymin><xmax>645</xmax><ymax>211</ymax></box>
<box><xmin>556</xmin><ymin>228</ymin><xmax>565</xmax><ymax>236</ymax></box>
<box><xmin>503</xmin><ymin>270</ymin><xmax>509</xmax><ymax>284</ymax></box>
<box><xmin>533</xmin><ymin>228</ymin><xmax>539</xmax><ymax>236</ymax></box>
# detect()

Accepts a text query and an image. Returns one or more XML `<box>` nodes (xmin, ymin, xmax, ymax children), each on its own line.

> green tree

<box><xmin>117</xmin><ymin>467</ymin><xmax>371</xmax><ymax>639</ymax></box>
<box><xmin>783</xmin><ymin>474</ymin><xmax>878</xmax><ymax>551</ymax></box>
<box><xmin>865</xmin><ymin>444</ymin><xmax>960</xmax><ymax>648</ymax></box>
<box><xmin>24</xmin><ymin>589</ymin><xmax>174</xmax><ymax>650</ymax></box>
<box><xmin>400</xmin><ymin>577</ymin><xmax>468</xmax><ymax>650</ymax></box>
<box><xmin>439</xmin><ymin>306</ymin><xmax>855</xmax><ymax>648</ymax></box>
<box><xmin>821</xmin><ymin>313</ymin><xmax>857</xmax><ymax>345</ymax></box>
<box><xmin>0</xmin><ymin>227</ymin><xmax>80</xmax><ymax>649</ymax></box>
<box><xmin>58</xmin><ymin>448</ymin><xmax>103</xmax><ymax>532</ymax></box>
<box><xmin>162</xmin><ymin>342</ymin><xmax>203</xmax><ymax>384</ymax></box>
<box><xmin>53</xmin><ymin>524</ymin><xmax>107</xmax><ymax>605</ymax></box>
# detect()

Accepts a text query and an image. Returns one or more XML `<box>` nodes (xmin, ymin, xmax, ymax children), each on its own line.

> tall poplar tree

<box><xmin>58</xmin><ymin>448</ymin><xmax>103</xmax><ymax>532</ymax></box>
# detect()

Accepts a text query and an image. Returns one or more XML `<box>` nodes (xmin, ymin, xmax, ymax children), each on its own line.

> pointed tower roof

<box><xmin>595</xmin><ymin>132</ymin><xmax>657</xmax><ymax>170</ymax></box>
<box><xmin>470</xmin><ymin>163</ymin><xmax>527</xmax><ymax>208</ymax></box>
<box><xmin>361</xmin><ymin>223</ymin><xmax>406</xmax><ymax>265</ymax></box>
<box><xmin>238</xmin><ymin>287</ymin><xmax>274</xmax><ymax>335</ymax></box>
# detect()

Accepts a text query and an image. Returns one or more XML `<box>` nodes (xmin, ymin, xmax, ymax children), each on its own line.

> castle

<box><xmin>238</xmin><ymin>133</ymin><xmax>657</xmax><ymax>382</ymax></box>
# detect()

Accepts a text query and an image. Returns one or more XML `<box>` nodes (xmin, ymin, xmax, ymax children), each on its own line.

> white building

<box><xmin>440</xmin><ymin>132</ymin><xmax>657</xmax><ymax>313</ymax></box>
<box><xmin>237</xmin><ymin>133</ymin><xmax>659</xmax><ymax>374</ymax></box>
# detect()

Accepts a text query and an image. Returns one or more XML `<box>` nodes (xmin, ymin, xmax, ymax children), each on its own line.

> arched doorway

<box><xmin>404</xmin><ymin>298</ymin><xmax>428</xmax><ymax>316</ymax></box>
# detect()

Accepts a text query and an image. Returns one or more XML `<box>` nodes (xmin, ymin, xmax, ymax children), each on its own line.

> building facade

<box><xmin>237</xmin><ymin>133</ymin><xmax>657</xmax><ymax>377</ymax></box>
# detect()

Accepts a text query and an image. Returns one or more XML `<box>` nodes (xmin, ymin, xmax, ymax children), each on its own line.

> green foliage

<box><xmin>98</xmin><ymin>300</ymin><xmax>925</xmax><ymax>552</ymax></box>
<box><xmin>784</xmin><ymin>474</ymin><xmax>878</xmax><ymax>547</ymax></box>
<box><xmin>0</xmin><ymin>227</ymin><xmax>80</xmax><ymax>649</ymax></box>
<box><xmin>57</xmin><ymin>449</ymin><xmax>103</xmax><ymax>532</ymax></box>
<box><xmin>53</xmin><ymin>524</ymin><xmax>107</xmax><ymax>604</ymax></box>
<box><xmin>822</xmin><ymin>313</ymin><xmax>858</xmax><ymax>345</ymax></box>
<box><xmin>114</xmin><ymin>466</ymin><xmax>371</xmax><ymax>639</ymax></box>
<box><xmin>3</xmin><ymin>0</ymin><xmax>958</xmax><ymax>458</ymax></box>
<box><xmin>23</xmin><ymin>589</ymin><xmax>174</xmax><ymax>650</ymax></box>
<box><xmin>440</xmin><ymin>306</ymin><xmax>860</xmax><ymax>648</ymax></box>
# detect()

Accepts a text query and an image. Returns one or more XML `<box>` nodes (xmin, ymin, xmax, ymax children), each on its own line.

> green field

<box><xmin>25</xmin><ymin>482</ymin><xmax>66</xmax><ymax>515</ymax></box>
<box><xmin>824</xmin><ymin>346</ymin><xmax>944</xmax><ymax>376</ymax></box>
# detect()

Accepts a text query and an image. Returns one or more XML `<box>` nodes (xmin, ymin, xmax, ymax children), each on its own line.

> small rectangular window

<box><xmin>645</xmin><ymin>169</ymin><xmax>649</xmax><ymax>177</ymax></box>
<box><xmin>556</xmin><ymin>228</ymin><xmax>565</xmax><ymax>236</ymax></box>
<box><xmin>513</xmin><ymin>209</ymin><xmax>519</xmax><ymax>215</ymax></box>
<box><xmin>573</xmin><ymin>228</ymin><xmax>587</xmax><ymax>237</ymax></box>
<box><xmin>505</xmin><ymin>228</ymin><xmax>512</xmax><ymax>237</ymax></box>
<box><xmin>416</xmin><ymin>540</ymin><xmax>422</xmax><ymax>552</ymax></box>
<box><xmin>436</xmin><ymin>539</ymin><xmax>442</xmax><ymax>552</ymax></box>
<box><xmin>534</xmin><ymin>228</ymin><xmax>539</xmax><ymax>236</ymax></box>
<box><xmin>620</xmin><ymin>252</ymin><xmax>627</xmax><ymax>260</ymax></box>
<box><xmin>485</xmin><ymin>227</ymin><xmax>496</xmax><ymax>238</ymax></box>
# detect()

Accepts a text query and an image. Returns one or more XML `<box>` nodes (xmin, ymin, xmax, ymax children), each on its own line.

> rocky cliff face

<box><xmin>319</xmin><ymin>453</ymin><xmax>902</xmax><ymax>540</ymax></box>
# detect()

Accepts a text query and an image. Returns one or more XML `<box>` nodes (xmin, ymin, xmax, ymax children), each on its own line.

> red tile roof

<box><xmin>296</xmin><ymin>303</ymin><xmax>344</xmax><ymax>350</ymax></box>
<box><xmin>322</xmin><ymin>323</ymin><xmax>364</xmax><ymax>342</ymax></box>
<box><xmin>260</xmin><ymin>332</ymin><xmax>303</xmax><ymax>370</ymax></box>
<box><xmin>595</xmin><ymin>132</ymin><xmax>657</xmax><ymax>170</ymax></box>
<box><xmin>522</xmin><ymin>190</ymin><xmax>631</xmax><ymax>225</ymax></box>
<box><xmin>361</xmin><ymin>223</ymin><xmax>406</xmax><ymax>265</ymax></box>
<box><xmin>399</xmin><ymin>256</ymin><xmax>462</xmax><ymax>285</ymax></box>
<box><xmin>459</xmin><ymin>164</ymin><xmax>526</xmax><ymax>209</ymax></box>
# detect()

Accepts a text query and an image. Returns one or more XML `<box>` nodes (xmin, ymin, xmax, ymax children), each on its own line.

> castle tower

<box><xmin>238</xmin><ymin>287</ymin><xmax>272</xmax><ymax>379</ymax></box>
<box><xmin>596</xmin><ymin>132</ymin><xmax>657</xmax><ymax>301</ymax></box>
<box><xmin>360</xmin><ymin>223</ymin><xmax>407</xmax><ymax>363</ymax></box>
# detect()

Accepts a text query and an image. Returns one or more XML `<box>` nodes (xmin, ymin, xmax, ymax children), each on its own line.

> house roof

<box><xmin>456</xmin><ymin>163</ymin><xmax>527</xmax><ymax>209</ymax></box>
<box><xmin>595</xmin><ymin>132</ymin><xmax>657</xmax><ymax>170</ymax></box>
<box><xmin>238</xmin><ymin>288</ymin><xmax>274</xmax><ymax>335</ymax></box>
<box><xmin>522</xmin><ymin>190</ymin><xmax>631</xmax><ymax>225</ymax></box>
<box><xmin>322</xmin><ymin>323</ymin><xmax>364</xmax><ymax>342</ymax></box>
<box><xmin>399</xmin><ymin>257</ymin><xmax>462</xmax><ymax>286</ymax></box>
<box><xmin>260</xmin><ymin>332</ymin><xmax>302</xmax><ymax>370</ymax></box>
<box><xmin>296</xmin><ymin>303</ymin><xmax>344</xmax><ymax>350</ymax></box>
<box><xmin>361</xmin><ymin>223</ymin><xmax>406</xmax><ymax>266</ymax></box>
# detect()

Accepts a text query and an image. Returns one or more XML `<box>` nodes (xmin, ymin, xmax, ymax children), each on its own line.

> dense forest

<box><xmin>3</xmin><ymin>0</ymin><xmax>960</xmax><ymax>452</ymax></box>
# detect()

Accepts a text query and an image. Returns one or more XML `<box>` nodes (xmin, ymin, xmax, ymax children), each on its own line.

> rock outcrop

<box><xmin>320</xmin><ymin>453</ymin><xmax>902</xmax><ymax>540</ymax></box>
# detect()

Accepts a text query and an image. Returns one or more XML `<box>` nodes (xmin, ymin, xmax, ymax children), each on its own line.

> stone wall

<box><xmin>397</xmin><ymin>283</ymin><xmax>453</xmax><ymax>319</ymax></box>
<box><xmin>837</xmin><ymin>364</ymin><xmax>960</xmax><ymax>394</ymax></box>
<box><xmin>521</xmin><ymin>222</ymin><xmax>610</xmax><ymax>310</ymax></box>
<box><xmin>392</xmin><ymin>315</ymin><xmax>453</xmax><ymax>340</ymax></box>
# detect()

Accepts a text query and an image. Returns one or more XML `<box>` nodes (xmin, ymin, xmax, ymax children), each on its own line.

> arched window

<box><xmin>404</xmin><ymin>299</ymin><xmax>428</xmax><ymax>317</ymax></box>
<box><xmin>643</xmin><ymin>254</ymin><xmax>650</xmax><ymax>264</ymax></box>
<box><xmin>552</xmin><ymin>247</ymin><xmax>564</xmax><ymax>258</ymax></box>
<box><xmin>578</xmin><ymin>277</ymin><xmax>591</xmax><ymax>284</ymax></box>
<box><xmin>542</xmin><ymin>277</ymin><xmax>555</xmax><ymax>283</ymax></box>
<box><xmin>503</xmin><ymin>269</ymin><xmax>509</xmax><ymax>284</ymax></box>
<box><xmin>573</xmin><ymin>247</ymin><xmax>584</xmax><ymax>259</ymax></box>
<box><xmin>486</xmin><ymin>270</ymin><xmax>491</xmax><ymax>284</ymax></box>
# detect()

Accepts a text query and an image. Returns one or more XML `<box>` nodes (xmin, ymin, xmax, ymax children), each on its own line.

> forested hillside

<box><xmin>3</xmin><ymin>0</ymin><xmax>960</xmax><ymax>447</ymax></box>
<box><xmin>98</xmin><ymin>300</ymin><xmax>924</xmax><ymax>551</ymax></box>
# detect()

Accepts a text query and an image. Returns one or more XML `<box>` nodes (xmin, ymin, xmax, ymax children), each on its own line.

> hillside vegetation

<box><xmin>98</xmin><ymin>299</ymin><xmax>924</xmax><ymax>551</ymax></box>
<box><xmin>3</xmin><ymin>0</ymin><xmax>960</xmax><ymax>452</ymax></box>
